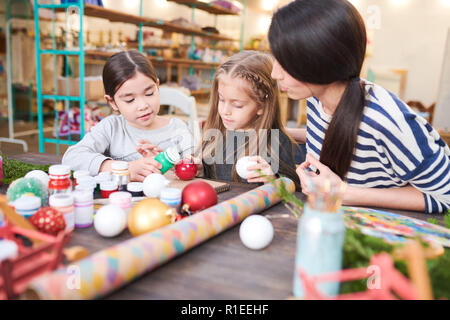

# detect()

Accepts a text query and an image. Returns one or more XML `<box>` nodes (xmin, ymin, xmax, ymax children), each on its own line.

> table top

<box><xmin>1</xmin><ymin>153</ymin><xmax>446</xmax><ymax>300</ymax></box>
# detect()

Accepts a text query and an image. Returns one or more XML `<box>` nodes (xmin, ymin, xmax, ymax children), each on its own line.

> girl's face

<box><xmin>271</xmin><ymin>59</ymin><xmax>314</xmax><ymax>100</ymax></box>
<box><xmin>106</xmin><ymin>71</ymin><xmax>160</xmax><ymax>130</ymax></box>
<box><xmin>217</xmin><ymin>74</ymin><xmax>263</xmax><ymax>131</ymax></box>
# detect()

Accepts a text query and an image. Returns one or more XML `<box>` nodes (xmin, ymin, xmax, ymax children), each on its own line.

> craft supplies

<box><xmin>128</xmin><ymin>198</ymin><xmax>175</xmax><ymax>236</ymax></box>
<box><xmin>109</xmin><ymin>191</ymin><xmax>133</xmax><ymax>217</ymax></box>
<box><xmin>239</xmin><ymin>215</ymin><xmax>274</xmax><ymax>250</ymax></box>
<box><xmin>175</xmin><ymin>159</ymin><xmax>197</xmax><ymax>181</ymax></box>
<box><xmin>111</xmin><ymin>161</ymin><xmax>130</xmax><ymax>191</ymax></box>
<box><xmin>100</xmin><ymin>180</ymin><xmax>119</xmax><ymax>199</ymax></box>
<box><xmin>94</xmin><ymin>204</ymin><xmax>127</xmax><ymax>238</ymax></box>
<box><xmin>24</xmin><ymin>170</ymin><xmax>49</xmax><ymax>190</ymax></box>
<box><xmin>0</xmin><ymin>240</ymin><xmax>19</xmax><ymax>262</ymax></box>
<box><xmin>6</xmin><ymin>177</ymin><xmax>49</xmax><ymax>206</ymax></box>
<box><xmin>154</xmin><ymin>147</ymin><xmax>181</xmax><ymax>174</ymax></box>
<box><xmin>160</xmin><ymin>188</ymin><xmax>182</xmax><ymax>212</ymax></box>
<box><xmin>236</xmin><ymin>156</ymin><xmax>258</xmax><ymax>179</ymax></box>
<box><xmin>13</xmin><ymin>196</ymin><xmax>41</xmax><ymax>219</ymax></box>
<box><xmin>127</xmin><ymin>182</ymin><xmax>144</xmax><ymax>197</ymax></box>
<box><xmin>49</xmin><ymin>194</ymin><xmax>75</xmax><ymax>231</ymax></box>
<box><xmin>73</xmin><ymin>191</ymin><xmax>94</xmax><ymax>229</ymax></box>
<box><xmin>143</xmin><ymin>173</ymin><xmax>170</xmax><ymax>198</ymax></box>
<box><xmin>95</xmin><ymin>172</ymin><xmax>112</xmax><ymax>192</ymax></box>
<box><xmin>29</xmin><ymin>207</ymin><xmax>66</xmax><ymax>235</ymax></box>
<box><xmin>25</xmin><ymin>178</ymin><xmax>295</xmax><ymax>300</ymax></box>
<box><xmin>48</xmin><ymin>165</ymin><xmax>72</xmax><ymax>196</ymax></box>
<box><xmin>181</xmin><ymin>181</ymin><xmax>218</xmax><ymax>214</ymax></box>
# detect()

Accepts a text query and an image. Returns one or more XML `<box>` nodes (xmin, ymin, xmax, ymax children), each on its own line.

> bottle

<box><xmin>48</xmin><ymin>165</ymin><xmax>72</xmax><ymax>196</ymax></box>
<box><xmin>292</xmin><ymin>204</ymin><xmax>346</xmax><ymax>298</ymax></box>
<box><xmin>75</xmin><ymin>176</ymin><xmax>96</xmax><ymax>195</ymax></box>
<box><xmin>160</xmin><ymin>188</ymin><xmax>182</xmax><ymax>213</ymax></box>
<box><xmin>154</xmin><ymin>147</ymin><xmax>181</xmax><ymax>174</ymax></box>
<box><xmin>127</xmin><ymin>182</ymin><xmax>144</xmax><ymax>197</ymax></box>
<box><xmin>100</xmin><ymin>180</ymin><xmax>119</xmax><ymax>199</ymax></box>
<box><xmin>95</xmin><ymin>172</ymin><xmax>112</xmax><ymax>192</ymax></box>
<box><xmin>14</xmin><ymin>196</ymin><xmax>41</xmax><ymax>219</ymax></box>
<box><xmin>73</xmin><ymin>170</ymin><xmax>90</xmax><ymax>186</ymax></box>
<box><xmin>111</xmin><ymin>161</ymin><xmax>130</xmax><ymax>191</ymax></box>
<box><xmin>109</xmin><ymin>191</ymin><xmax>133</xmax><ymax>218</ymax></box>
<box><xmin>49</xmin><ymin>194</ymin><xmax>75</xmax><ymax>231</ymax></box>
<box><xmin>73</xmin><ymin>190</ymin><xmax>94</xmax><ymax>229</ymax></box>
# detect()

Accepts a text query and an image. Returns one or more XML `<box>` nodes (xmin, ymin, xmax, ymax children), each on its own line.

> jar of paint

<box><xmin>73</xmin><ymin>170</ymin><xmax>90</xmax><ymax>186</ymax></box>
<box><xmin>100</xmin><ymin>180</ymin><xmax>119</xmax><ymax>198</ymax></box>
<box><xmin>73</xmin><ymin>190</ymin><xmax>94</xmax><ymax>229</ymax></box>
<box><xmin>109</xmin><ymin>191</ymin><xmax>133</xmax><ymax>218</ymax></box>
<box><xmin>111</xmin><ymin>161</ymin><xmax>130</xmax><ymax>191</ymax></box>
<box><xmin>95</xmin><ymin>172</ymin><xmax>112</xmax><ymax>192</ymax></box>
<box><xmin>48</xmin><ymin>165</ymin><xmax>72</xmax><ymax>196</ymax></box>
<box><xmin>154</xmin><ymin>147</ymin><xmax>181</xmax><ymax>174</ymax></box>
<box><xmin>49</xmin><ymin>193</ymin><xmax>75</xmax><ymax>231</ymax></box>
<box><xmin>127</xmin><ymin>182</ymin><xmax>144</xmax><ymax>197</ymax></box>
<box><xmin>160</xmin><ymin>188</ymin><xmax>182</xmax><ymax>212</ymax></box>
<box><xmin>14</xmin><ymin>196</ymin><xmax>41</xmax><ymax>219</ymax></box>
<box><xmin>75</xmin><ymin>176</ymin><xmax>96</xmax><ymax>195</ymax></box>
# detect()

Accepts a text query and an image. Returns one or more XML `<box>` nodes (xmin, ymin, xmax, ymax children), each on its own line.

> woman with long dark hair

<box><xmin>269</xmin><ymin>0</ymin><xmax>450</xmax><ymax>213</ymax></box>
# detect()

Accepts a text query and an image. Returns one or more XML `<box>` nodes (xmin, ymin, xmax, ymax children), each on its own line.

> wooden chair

<box><xmin>406</xmin><ymin>100</ymin><xmax>436</xmax><ymax>125</ymax></box>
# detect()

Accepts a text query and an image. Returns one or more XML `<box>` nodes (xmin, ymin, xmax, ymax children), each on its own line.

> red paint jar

<box><xmin>100</xmin><ymin>180</ymin><xmax>119</xmax><ymax>198</ymax></box>
<box><xmin>48</xmin><ymin>165</ymin><xmax>72</xmax><ymax>196</ymax></box>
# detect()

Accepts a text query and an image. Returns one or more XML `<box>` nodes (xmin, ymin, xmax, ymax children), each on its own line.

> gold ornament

<box><xmin>128</xmin><ymin>198</ymin><xmax>176</xmax><ymax>237</ymax></box>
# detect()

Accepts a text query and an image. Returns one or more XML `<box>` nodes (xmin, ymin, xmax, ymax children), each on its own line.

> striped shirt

<box><xmin>306</xmin><ymin>80</ymin><xmax>450</xmax><ymax>213</ymax></box>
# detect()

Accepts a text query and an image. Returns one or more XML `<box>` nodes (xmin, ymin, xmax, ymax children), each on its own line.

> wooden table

<box><xmin>1</xmin><ymin>153</ymin><xmax>445</xmax><ymax>300</ymax></box>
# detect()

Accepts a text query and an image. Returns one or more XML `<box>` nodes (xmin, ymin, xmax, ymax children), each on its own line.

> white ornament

<box><xmin>143</xmin><ymin>173</ymin><xmax>170</xmax><ymax>198</ymax></box>
<box><xmin>0</xmin><ymin>240</ymin><xmax>19</xmax><ymax>262</ymax></box>
<box><xmin>94</xmin><ymin>204</ymin><xmax>127</xmax><ymax>238</ymax></box>
<box><xmin>236</xmin><ymin>156</ymin><xmax>258</xmax><ymax>179</ymax></box>
<box><xmin>239</xmin><ymin>215</ymin><xmax>274</xmax><ymax>250</ymax></box>
<box><xmin>25</xmin><ymin>170</ymin><xmax>49</xmax><ymax>189</ymax></box>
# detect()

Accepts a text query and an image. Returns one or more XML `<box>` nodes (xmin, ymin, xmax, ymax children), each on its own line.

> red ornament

<box><xmin>175</xmin><ymin>159</ymin><xmax>198</xmax><ymax>181</ymax></box>
<box><xmin>29</xmin><ymin>207</ymin><xmax>66</xmax><ymax>236</ymax></box>
<box><xmin>181</xmin><ymin>181</ymin><xmax>218</xmax><ymax>214</ymax></box>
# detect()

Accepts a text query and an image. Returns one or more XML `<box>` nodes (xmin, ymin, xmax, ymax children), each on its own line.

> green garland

<box><xmin>2</xmin><ymin>158</ymin><xmax>51</xmax><ymax>185</ymax></box>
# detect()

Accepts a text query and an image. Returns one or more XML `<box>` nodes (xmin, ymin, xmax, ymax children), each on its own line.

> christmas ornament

<box><xmin>128</xmin><ymin>198</ymin><xmax>176</xmax><ymax>237</ymax></box>
<box><xmin>7</xmin><ymin>177</ymin><xmax>48</xmax><ymax>206</ymax></box>
<box><xmin>236</xmin><ymin>156</ymin><xmax>258</xmax><ymax>179</ymax></box>
<box><xmin>181</xmin><ymin>181</ymin><xmax>218</xmax><ymax>215</ymax></box>
<box><xmin>175</xmin><ymin>159</ymin><xmax>198</xmax><ymax>181</ymax></box>
<box><xmin>25</xmin><ymin>170</ymin><xmax>49</xmax><ymax>190</ymax></box>
<box><xmin>29</xmin><ymin>207</ymin><xmax>66</xmax><ymax>236</ymax></box>
<box><xmin>94</xmin><ymin>204</ymin><xmax>127</xmax><ymax>238</ymax></box>
<box><xmin>143</xmin><ymin>173</ymin><xmax>170</xmax><ymax>198</ymax></box>
<box><xmin>239</xmin><ymin>215</ymin><xmax>274</xmax><ymax>250</ymax></box>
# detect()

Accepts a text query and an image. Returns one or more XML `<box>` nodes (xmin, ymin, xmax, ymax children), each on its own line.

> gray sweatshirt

<box><xmin>62</xmin><ymin>115</ymin><xmax>194</xmax><ymax>175</ymax></box>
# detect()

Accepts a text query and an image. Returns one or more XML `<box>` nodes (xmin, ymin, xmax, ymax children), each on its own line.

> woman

<box><xmin>269</xmin><ymin>0</ymin><xmax>450</xmax><ymax>213</ymax></box>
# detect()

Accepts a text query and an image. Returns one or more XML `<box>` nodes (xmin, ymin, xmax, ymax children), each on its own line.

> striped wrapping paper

<box><xmin>24</xmin><ymin>178</ymin><xmax>295</xmax><ymax>300</ymax></box>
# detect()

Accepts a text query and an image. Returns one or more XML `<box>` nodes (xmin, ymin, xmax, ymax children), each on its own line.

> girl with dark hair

<box><xmin>63</xmin><ymin>50</ymin><xmax>194</xmax><ymax>181</ymax></box>
<box><xmin>269</xmin><ymin>0</ymin><xmax>450</xmax><ymax>213</ymax></box>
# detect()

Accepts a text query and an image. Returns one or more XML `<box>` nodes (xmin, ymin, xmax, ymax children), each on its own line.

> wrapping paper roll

<box><xmin>24</xmin><ymin>178</ymin><xmax>295</xmax><ymax>300</ymax></box>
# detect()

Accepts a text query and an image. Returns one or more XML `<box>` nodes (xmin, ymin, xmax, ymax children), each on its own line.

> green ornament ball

<box><xmin>7</xmin><ymin>177</ymin><xmax>48</xmax><ymax>206</ymax></box>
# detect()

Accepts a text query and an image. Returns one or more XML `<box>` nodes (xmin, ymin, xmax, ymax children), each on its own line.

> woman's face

<box><xmin>271</xmin><ymin>59</ymin><xmax>314</xmax><ymax>100</ymax></box>
<box><xmin>106</xmin><ymin>71</ymin><xmax>160</xmax><ymax>130</ymax></box>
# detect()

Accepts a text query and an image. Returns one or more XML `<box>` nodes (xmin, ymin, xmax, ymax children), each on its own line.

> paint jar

<box><xmin>75</xmin><ymin>176</ymin><xmax>96</xmax><ymax>195</ymax></box>
<box><xmin>100</xmin><ymin>180</ymin><xmax>119</xmax><ymax>198</ymax></box>
<box><xmin>292</xmin><ymin>204</ymin><xmax>345</xmax><ymax>298</ymax></box>
<box><xmin>73</xmin><ymin>170</ymin><xmax>90</xmax><ymax>186</ymax></box>
<box><xmin>14</xmin><ymin>196</ymin><xmax>41</xmax><ymax>219</ymax></box>
<box><xmin>49</xmin><ymin>193</ymin><xmax>75</xmax><ymax>231</ymax></box>
<box><xmin>154</xmin><ymin>147</ymin><xmax>181</xmax><ymax>174</ymax></box>
<box><xmin>111</xmin><ymin>161</ymin><xmax>130</xmax><ymax>191</ymax></box>
<box><xmin>127</xmin><ymin>182</ymin><xmax>144</xmax><ymax>197</ymax></box>
<box><xmin>48</xmin><ymin>165</ymin><xmax>72</xmax><ymax>196</ymax></box>
<box><xmin>109</xmin><ymin>191</ymin><xmax>132</xmax><ymax>218</ymax></box>
<box><xmin>95</xmin><ymin>172</ymin><xmax>112</xmax><ymax>192</ymax></box>
<box><xmin>160</xmin><ymin>188</ymin><xmax>182</xmax><ymax>213</ymax></box>
<box><xmin>73</xmin><ymin>190</ymin><xmax>94</xmax><ymax>229</ymax></box>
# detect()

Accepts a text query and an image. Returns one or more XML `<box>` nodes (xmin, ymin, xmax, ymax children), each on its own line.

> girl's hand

<box><xmin>296</xmin><ymin>153</ymin><xmax>343</xmax><ymax>195</ymax></box>
<box><xmin>245</xmin><ymin>156</ymin><xmax>276</xmax><ymax>183</ymax></box>
<box><xmin>129</xmin><ymin>157</ymin><xmax>163</xmax><ymax>182</ymax></box>
<box><xmin>136</xmin><ymin>139</ymin><xmax>163</xmax><ymax>158</ymax></box>
<box><xmin>184</xmin><ymin>154</ymin><xmax>204</xmax><ymax>178</ymax></box>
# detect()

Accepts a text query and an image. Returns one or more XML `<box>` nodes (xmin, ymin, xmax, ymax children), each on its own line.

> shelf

<box><xmin>167</xmin><ymin>0</ymin><xmax>240</xmax><ymax>16</ymax></box>
<box><xmin>55</xmin><ymin>4</ymin><xmax>236</xmax><ymax>42</ymax></box>
<box><xmin>84</xmin><ymin>50</ymin><xmax>220</xmax><ymax>68</ymax></box>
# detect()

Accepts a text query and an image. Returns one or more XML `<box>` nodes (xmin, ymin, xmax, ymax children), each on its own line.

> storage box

<box><xmin>57</xmin><ymin>77</ymin><xmax>104</xmax><ymax>101</ymax></box>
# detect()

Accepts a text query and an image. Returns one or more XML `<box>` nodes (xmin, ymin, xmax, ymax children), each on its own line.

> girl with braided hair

<box><xmin>191</xmin><ymin>50</ymin><xmax>302</xmax><ymax>189</ymax></box>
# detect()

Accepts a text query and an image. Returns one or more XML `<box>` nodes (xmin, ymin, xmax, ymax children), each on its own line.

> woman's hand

<box><xmin>246</xmin><ymin>156</ymin><xmax>276</xmax><ymax>183</ymax></box>
<box><xmin>184</xmin><ymin>154</ymin><xmax>204</xmax><ymax>178</ymax></box>
<box><xmin>296</xmin><ymin>153</ymin><xmax>344</xmax><ymax>195</ymax></box>
<box><xmin>129</xmin><ymin>157</ymin><xmax>163</xmax><ymax>182</ymax></box>
<box><xmin>136</xmin><ymin>139</ymin><xmax>163</xmax><ymax>158</ymax></box>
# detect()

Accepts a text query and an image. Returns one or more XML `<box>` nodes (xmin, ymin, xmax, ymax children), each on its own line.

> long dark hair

<box><xmin>269</xmin><ymin>0</ymin><xmax>367</xmax><ymax>180</ymax></box>
<box><xmin>102</xmin><ymin>50</ymin><xmax>158</xmax><ymax>98</ymax></box>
